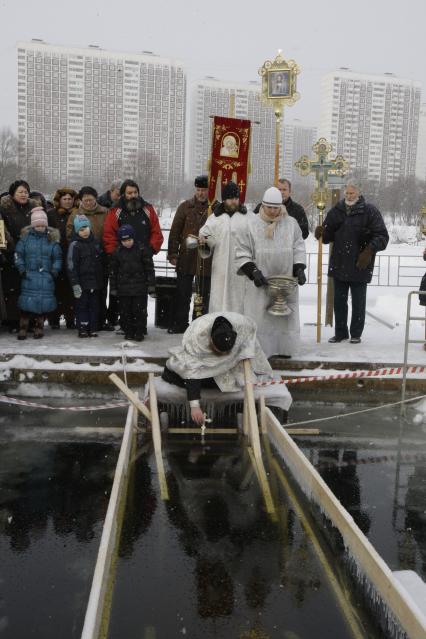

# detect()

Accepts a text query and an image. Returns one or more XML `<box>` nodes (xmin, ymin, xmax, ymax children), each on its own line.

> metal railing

<box><xmin>155</xmin><ymin>231</ymin><xmax>426</xmax><ymax>287</ymax></box>
<box><xmin>401</xmin><ymin>291</ymin><xmax>426</xmax><ymax>407</ymax></box>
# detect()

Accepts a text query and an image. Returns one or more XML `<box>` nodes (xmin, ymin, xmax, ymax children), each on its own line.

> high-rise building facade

<box><xmin>17</xmin><ymin>41</ymin><xmax>186</xmax><ymax>188</ymax></box>
<box><xmin>319</xmin><ymin>68</ymin><xmax>421</xmax><ymax>184</ymax></box>
<box><xmin>415</xmin><ymin>103</ymin><xmax>426</xmax><ymax>182</ymax></box>
<box><xmin>282</xmin><ymin>119</ymin><xmax>318</xmax><ymax>186</ymax></box>
<box><xmin>189</xmin><ymin>77</ymin><xmax>279</xmax><ymax>194</ymax></box>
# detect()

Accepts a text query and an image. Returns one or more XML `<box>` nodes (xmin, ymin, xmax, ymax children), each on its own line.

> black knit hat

<box><xmin>221</xmin><ymin>181</ymin><xmax>240</xmax><ymax>201</ymax></box>
<box><xmin>194</xmin><ymin>175</ymin><xmax>208</xmax><ymax>188</ymax></box>
<box><xmin>211</xmin><ymin>316</ymin><xmax>237</xmax><ymax>353</ymax></box>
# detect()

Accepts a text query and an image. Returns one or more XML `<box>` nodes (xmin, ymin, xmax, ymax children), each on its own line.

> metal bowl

<box><xmin>266</xmin><ymin>275</ymin><xmax>297</xmax><ymax>316</ymax></box>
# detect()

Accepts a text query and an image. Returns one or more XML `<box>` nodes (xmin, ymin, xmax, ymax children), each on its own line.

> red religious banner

<box><xmin>208</xmin><ymin>116</ymin><xmax>251</xmax><ymax>204</ymax></box>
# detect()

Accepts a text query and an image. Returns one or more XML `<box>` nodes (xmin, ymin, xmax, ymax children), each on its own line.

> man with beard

<box><xmin>167</xmin><ymin>175</ymin><xmax>212</xmax><ymax>334</ymax></box>
<box><xmin>254</xmin><ymin>178</ymin><xmax>309</xmax><ymax>240</ymax></box>
<box><xmin>315</xmin><ymin>180</ymin><xmax>388</xmax><ymax>344</ymax></box>
<box><xmin>198</xmin><ymin>181</ymin><xmax>248</xmax><ymax>314</ymax></box>
<box><xmin>103</xmin><ymin>179</ymin><xmax>163</xmax><ymax>334</ymax></box>
<box><xmin>103</xmin><ymin>179</ymin><xmax>163</xmax><ymax>256</ymax></box>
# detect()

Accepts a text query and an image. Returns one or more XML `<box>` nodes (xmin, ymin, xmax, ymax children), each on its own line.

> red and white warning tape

<box><xmin>255</xmin><ymin>365</ymin><xmax>426</xmax><ymax>387</ymax></box>
<box><xmin>0</xmin><ymin>396</ymin><xmax>128</xmax><ymax>411</ymax></box>
<box><xmin>1</xmin><ymin>365</ymin><xmax>424</xmax><ymax>411</ymax></box>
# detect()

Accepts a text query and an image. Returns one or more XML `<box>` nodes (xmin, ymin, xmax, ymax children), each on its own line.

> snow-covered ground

<box><xmin>0</xmin><ymin>232</ymin><xmax>424</xmax><ymax>367</ymax></box>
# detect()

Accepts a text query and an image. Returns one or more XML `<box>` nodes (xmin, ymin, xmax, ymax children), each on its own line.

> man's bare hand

<box><xmin>191</xmin><ymin>407</ymin><xmax>205</xmax><ymax>425</ymax></box>
<box><xmin>198</xmin><ymin>235</ymin><xmax>207</xmax><ymax>245</ymax></box>
<box><xmin>168</xmin><ymin>256</ymin><xmax>177</xmax><ymax>266</ymax></box>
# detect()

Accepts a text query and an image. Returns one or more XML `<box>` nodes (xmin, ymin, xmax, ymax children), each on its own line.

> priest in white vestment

<box><xmin>198</xmin><ymin>181</ymin><xmax>248</xmax><ymax>314</ymax></box>
<box><xmin>235</xmin><ymin>187</ymin><xmax>307</xmax><ymax>358</ymax></box>
<box><xmin>162</xmin><ymin>312</ymin><xmax>292</xmax><ymax>424</ymax></box>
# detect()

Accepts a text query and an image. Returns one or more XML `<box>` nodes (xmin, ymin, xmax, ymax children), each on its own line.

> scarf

<box><xmin>259</xmin><ymin>204</ymin><xmax>286</xmax><ymax>238</ymax></box>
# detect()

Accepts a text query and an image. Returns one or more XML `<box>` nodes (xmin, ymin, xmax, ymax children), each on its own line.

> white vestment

<box><xmin>199</xmin><ymin>211</ymin><xmax>248</xmax><ymax>313</ymax></box>
<box><xmin>165</xmin><ymin>312</ymin><xmax>292</xmax><ymax>413</ymax></box>
<box><xmin>235</xmin><ymin>211</ymin><xmax>306</xmax><ymax>358</ymax></box>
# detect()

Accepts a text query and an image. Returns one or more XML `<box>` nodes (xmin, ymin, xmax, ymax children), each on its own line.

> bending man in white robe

<box><xmin>235</xmin><ymin>186</ymin><xmax>307</xmax><ymax>358</ymax></box>
<box><xmin>198</xmin><ymin>181</ymin><xmax>248</xmax><ymax>313</ymax></box>
<box><xmin>162</xmin><ymin>311</ymin><xmax>292</xmax><ymax>424</ymax></box>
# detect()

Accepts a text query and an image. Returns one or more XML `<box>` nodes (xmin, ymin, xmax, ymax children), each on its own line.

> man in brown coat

<box><xmin>167</xmin><ymin>176</ymin><xmax>212</xmax><ymax>333</ymax></box>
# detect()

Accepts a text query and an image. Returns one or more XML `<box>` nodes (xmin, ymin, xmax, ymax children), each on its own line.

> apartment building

<box><xmin>17</xmin><ymin>40</ymin><xmax>186</xmax><ymax>188</ymax></box>
<box><xmin>319</xmin><ymin>68</ymin><xmax>421</xmax><ymax>184</ymax></box>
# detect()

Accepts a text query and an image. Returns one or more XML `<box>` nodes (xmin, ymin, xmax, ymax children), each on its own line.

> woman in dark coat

<box><xmin>0</xmin><ymin>213</ymin><xmax>14</xmax><ymax>327</ymax></box>
<box><xmin>49</xmin><ymin>188</ymin><xmax>79</xmax><ymax>329</ymax></box>
<box><xmin>0</xmin><ymin>180</ymin><xmax>38</xmax><ymax>330</ymax></box>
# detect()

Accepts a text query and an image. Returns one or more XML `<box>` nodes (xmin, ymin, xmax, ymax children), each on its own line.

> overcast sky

<box><xmin>1</xmin><ymin>0</ymin><xmax>425</xmax><ymax>130</ymax></box>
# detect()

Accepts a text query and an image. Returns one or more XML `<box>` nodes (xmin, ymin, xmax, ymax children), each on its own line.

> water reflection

<box><xmin>0</xmin><ymin>442</ymin><xmax>117</xmax><ymax>550</ymax></box>
<box><xmin>299</xmin><ymin>407</ymin><xmax>426</xmax><ymax>582</ymax></box>
<box><xmin>165</xmin><ymin>445</ymin><xmax>330</xmax><ymax>618</ymax></box>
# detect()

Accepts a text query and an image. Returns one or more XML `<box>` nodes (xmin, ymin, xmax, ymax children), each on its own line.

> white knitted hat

<box><xmin>262</xmin><ymin>186</ymin><xmax>282</xmax><ymax>207</ymax></box>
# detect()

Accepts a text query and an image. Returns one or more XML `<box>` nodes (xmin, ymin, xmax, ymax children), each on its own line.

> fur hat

<box><xmin>221</xmin><ymin>181</ymin><xmax>240</xmax><ymax>201</ymax></box>
<box><xmin>53</xmin><ymin>187</ymin><xmax>79</xmax><ymax>209</ymax></box>
<box><xmin>194</xmin><ymin>175</ymin><xmax>208</xmax><ymax>188</ymax></box>
<box><xmin>73</xmin><ymin>215</ymin><xmax>91</xmax><ymax>233</ymax></box>
<box><xmin>30</xmin><ymin>207</ymin><xmax>48</xmax><ymax>227</ymax></box>
<box><xmin>118</xmin><ymin>224</ymin><xmax>135</xmax><ymax>241</ymax></box>
<box><xmin>262</xmin><ymin>186</ymin><xmax>282</xmax><ymax>207</ymax></box>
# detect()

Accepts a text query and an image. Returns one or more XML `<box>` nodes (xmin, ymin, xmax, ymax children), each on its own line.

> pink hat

<box><xmin>31</xmin><ymin>207</ymin><xmax>48</xmax><ymax>228</ymax></box>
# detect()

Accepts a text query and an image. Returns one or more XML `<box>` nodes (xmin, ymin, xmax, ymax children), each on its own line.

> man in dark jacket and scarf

<box><xmin>315</xmin><ymin>180</ymin><xmax>389</xmax><ymax>344</ymax></box>
<box><xmin>98</xmin><ymin>180</ymin><xmax>122</xmax><ymax>210</ymax></box>
<box><xmin>167</xmin><ymin>175</ymin><xmax>212</xmax><ymax>333</ymax></box>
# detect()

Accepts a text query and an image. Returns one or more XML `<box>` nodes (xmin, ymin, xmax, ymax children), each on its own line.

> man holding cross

<box><xmin>315</xmin><ymin>180</ymin><xmax>388</xmax><ymax>344</ymax></box>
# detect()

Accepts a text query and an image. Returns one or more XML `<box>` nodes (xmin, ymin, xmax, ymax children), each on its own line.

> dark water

<box><xmin>292</xmin><ymin>402</ymin><xmax>426</xmax><ymax>584</ymax></box>
<box><xmin>0</xmin><ymin>412</ymin><xmax>120</xmax><ymax>638</ymax></box>
<box><xmin>108</xmin><ymin>442</ymin><xmax>381</xmax><ymax>639</ymax></box>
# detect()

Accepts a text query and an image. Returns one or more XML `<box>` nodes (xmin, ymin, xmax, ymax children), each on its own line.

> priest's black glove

<box><xmin>293</xmin><ymin>264</ymin><xmax>306</xmax><ymax>286</ymax></box>
<box><xmin>253</xmin><ymin>269</ymin><xmax>268</xmax><ymax>287</ymax></box>
<box><xmin>240</xmin><ymin>261</ymin><xmax>268</xmax><ymax>287</ymax></box>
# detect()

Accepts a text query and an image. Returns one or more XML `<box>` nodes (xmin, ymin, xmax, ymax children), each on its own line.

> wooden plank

<box><xmin>242</xmin><ymin>359</ymin><xmax>262</xmax><ymax>461</ymax></box>
<box><xmin>148</xmin><ymin>373</ymin><xmax>169</xmax><ymax>501</ymax></box>
<box><xmin>134</xmin><ymin>428</ymin><xmax>238</xmax><ymax>435</ymax></box>
<box><xmin>265</xmin><ymin>407</ymin><xmax>426</xmax><ymax>639</ymax></box>
<box><xmin>81</xmin><ymin>402</ymin><xmax>136</xmax><ymax>639</ymax></box>
<box><xmin>247</xmin><ymin>446</ymin><xmax>277</xmax><ymax>520</ymax></box>
<box><xmin>285</xmin><ymin>428</ymin><xmax>321</xmax><ymax>436</ymax></box>
<box><xmin>109</xmin><ymin>373</ymin><xmax>151</xmax><ymax>421</ymax></box>
<box><xmin>259</xmin><ymin>395</ymin><xmax>267</xmax><ymax>435</ymax></box>
<box><xmin>167</xmin><ymin>428</ymin><xmax>238</xmax><ymax>435</ymax></box>
<box><xmin>243</xmin><ymin>386</ymin><xmax>249</xmax><ymax>436</ymax></box>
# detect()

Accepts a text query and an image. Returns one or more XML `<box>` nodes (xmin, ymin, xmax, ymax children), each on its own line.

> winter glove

<box><xmin>148</xmin><ymin>285</ymin><xmax>156</xmax><ymax>298</ymax></box>
<box><xmin>293</xmin><ymin>264</ymin><xmax>306</xmax><ymax>286</ymax></box>
<box><xmin>51</xmin><ymin>271</ymin><xmax>58</xmax><ymax>278</ymax></box>
<box><xmin>314</xmin><ymin>225</ymin><xmax>323</xmax><ymax>240</ymax></box>
<box><xmin>73</xmin><ymin>284</ymin><xmax>82</xmax><ymax>299</ymax></box>
<box><xmin>19</xmin><ymin>271</ymin><xmax>26</xmax><ymax>279</ymax></box>
<box><xmin>253</xmin><ymin>268</ymin><xmax>268</xmax><ymax>288</ymax></box>
<box><xmin>240</xmin><ymin>261</ymin><xmax>267</xmax><ymax>286</ymax></box>
<box><xmin>356</xmin><ymin>245</ymin><xmax>374</xmax><ymax>270</ymax></box>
